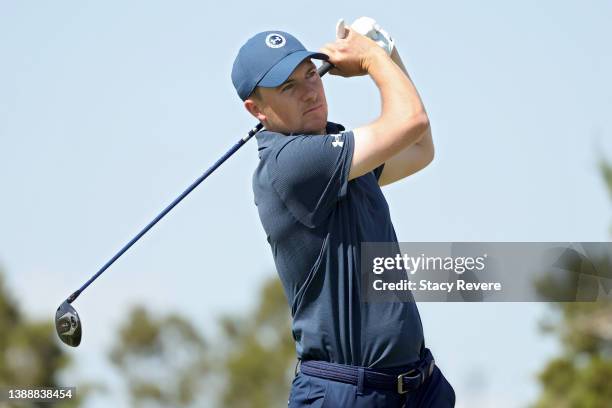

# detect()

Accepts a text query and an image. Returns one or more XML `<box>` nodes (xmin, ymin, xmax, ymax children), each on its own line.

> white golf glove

<box><xmin>336</xmin><ymin>16</ymin><xmax>395</xmax><ymax>55</ymax></box>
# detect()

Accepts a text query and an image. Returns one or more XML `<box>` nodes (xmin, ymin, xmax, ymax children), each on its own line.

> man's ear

<box><xmin>244</xmin><ymin>99</ymin><xmax>266</xmax><ymax>122</ymax></box>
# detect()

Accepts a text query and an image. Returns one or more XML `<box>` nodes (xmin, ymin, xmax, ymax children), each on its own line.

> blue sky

<box><xmin>1</xmin><ymin>1</ymin><xmax>611</xmax><ymax>407</ymax></box>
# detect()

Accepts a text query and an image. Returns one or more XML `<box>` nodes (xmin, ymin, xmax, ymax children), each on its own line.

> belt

<box><xmin>298</xmin><ymin>348</ymin><xmax>435</xmax><ymax>394</ymax></box>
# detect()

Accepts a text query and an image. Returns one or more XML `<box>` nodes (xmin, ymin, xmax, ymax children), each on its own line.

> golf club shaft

<box><xmin>66</xmin><ymin>61</ymin><xmax>335</xmax><ymax>304</ymax></box>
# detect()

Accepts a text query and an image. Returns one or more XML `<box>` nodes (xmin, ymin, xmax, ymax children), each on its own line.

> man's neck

<box><xmin>264</xmin><ymin>125</ymin><xmax>327</xmax><ymax>136</ymax></box>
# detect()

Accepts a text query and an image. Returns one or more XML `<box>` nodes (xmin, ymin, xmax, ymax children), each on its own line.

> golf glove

<box><xmin>349</xmin><ymin>16</ymin><xmax>395</xmax><ymax>55</ymax></box>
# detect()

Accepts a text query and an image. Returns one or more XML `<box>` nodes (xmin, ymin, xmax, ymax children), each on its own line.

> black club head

<box><xmin>55</xmin><ymin>301</ymin><xmax>82</xmax><ymax>347</ymax></box>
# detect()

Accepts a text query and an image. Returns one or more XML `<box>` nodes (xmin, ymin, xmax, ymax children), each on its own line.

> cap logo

<box><xmin>265</xmin><ymin>33</ymin><xmax>286</xmax><ymax>48</ymax></box>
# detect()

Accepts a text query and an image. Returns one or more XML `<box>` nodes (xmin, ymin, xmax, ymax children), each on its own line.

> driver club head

<box><xmin>55</xmin><ymin>301</ymin><xmax>82</xmax><ymax>347</ymax></box>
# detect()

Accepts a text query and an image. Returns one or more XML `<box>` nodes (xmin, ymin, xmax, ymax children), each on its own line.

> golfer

<box><xmin>231</xmin><ymin>24</ymin><xmax>455</xmax><ymax>407</ymax></box>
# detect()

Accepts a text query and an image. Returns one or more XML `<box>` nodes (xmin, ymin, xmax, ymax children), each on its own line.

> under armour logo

<box><xmin>331</xmin><ymin>134</ymin><xmax>344</xmax><ymax>148</ymax></box>
<box><xmin>265</xmin><ymin>33</ymin><xmax>286</xmax><ymax>48</ymax></box>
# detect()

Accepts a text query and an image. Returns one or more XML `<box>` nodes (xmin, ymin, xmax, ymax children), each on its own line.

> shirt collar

<box><xmin>255</xmin><ymin>121</ymin><xmax>345</xmax><ymax>150</ymax></box>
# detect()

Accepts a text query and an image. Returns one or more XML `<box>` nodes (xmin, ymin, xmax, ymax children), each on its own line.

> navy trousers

<box><xmin>288</xmin><ymin>365</ymin><xmax>455</xmax><ymax>407</ymax></box>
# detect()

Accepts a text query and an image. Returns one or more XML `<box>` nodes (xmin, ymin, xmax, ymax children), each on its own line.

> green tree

<box><xmin>0</xmin><ymin>268</ymin><xmax>86</xmax><ymax>408</ymax></box>
<box><xmin>218</xmin><ymin>277</ymin><xmax>295</xmax><ymax>408</ymax></box>
<box><xmin>108</xmin><ymin>306</ymin><xmax>209</xmax><ymax>407</ymax></box>
<box><xmin>533</xmin><ymin>159</ymin><xmax>612</xmax><ymax>408</ymax></box>
<box><xmin>108</xmin><ymin>277</ymin><xmax>295</xmax><ymax>408</ymax></box>
<box><xmin>600</xmin><ymin>158</ymin><xmax>612</xmax><ymax>235</ymax></box>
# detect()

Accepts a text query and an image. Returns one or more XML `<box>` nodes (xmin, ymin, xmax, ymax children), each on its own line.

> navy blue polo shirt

<box><xmin>252</xmin><ymin>121</ymin><xmax>424</xmax><ymax>368</ymax></box>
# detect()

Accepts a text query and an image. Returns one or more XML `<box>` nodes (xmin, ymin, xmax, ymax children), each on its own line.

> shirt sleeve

<box><xmin>267</xmin><ymin>130</ymin><xmax>354</xmax><ymax>228</ymax></box>
<box><xmin>373</xmin><ymin>163</ymin><xmax>385</xmax><ymax>181</ymax></box>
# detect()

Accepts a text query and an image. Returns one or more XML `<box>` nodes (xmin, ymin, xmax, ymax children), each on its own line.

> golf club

<box><xmin>54</xmin><ymin>33</ymin><xmax>347</xmax><ymax>347</ymax></box>
<box><xmin>54</xmin><ymin>17</ymin><xmax>386</xmax><ymax>347</ymax></box>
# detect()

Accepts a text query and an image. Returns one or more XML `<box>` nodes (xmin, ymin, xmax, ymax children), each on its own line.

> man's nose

<box><xmin>301</xmin><ymin>84</ymin><xmax>318</xmax><ymax>102</ymax></box>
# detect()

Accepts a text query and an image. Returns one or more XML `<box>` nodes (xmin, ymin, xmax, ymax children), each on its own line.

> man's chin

<box><xmin>266</xmin><ymin>117</ymin><xmax>327</xmax><ymax>135</ymax></box>
<box><xmin>303</xmin><ymin>118</ymin><xmax>328</xmax><ymax>135</ymax></box>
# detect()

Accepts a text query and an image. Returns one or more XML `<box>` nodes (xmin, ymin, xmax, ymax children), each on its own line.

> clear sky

<box><xmin>1</xmin><ymin>1</ymin><xmax>611</xmax><ymax>407</ymax></box>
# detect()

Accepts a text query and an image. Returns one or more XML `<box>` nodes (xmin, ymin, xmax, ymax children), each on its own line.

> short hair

<box><xmin>248</xmin><ymin>87</ymin><xmax>261</xmax><ymax>101</ymax></box>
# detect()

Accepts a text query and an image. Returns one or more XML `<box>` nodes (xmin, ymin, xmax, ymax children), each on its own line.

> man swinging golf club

<box><xmin>232</xmin><ymin>18</ymin><xmax>456</xmax><ymax>407</ymax></box>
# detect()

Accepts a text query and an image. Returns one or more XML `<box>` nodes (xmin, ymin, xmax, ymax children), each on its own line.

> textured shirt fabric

<box><xmin>252</xmin><ymin>121</ymin><xmax>424</xmax><ymax>368</ymax></box>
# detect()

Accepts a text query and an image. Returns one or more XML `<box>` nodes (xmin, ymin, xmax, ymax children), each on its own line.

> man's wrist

<box><xmin>363</xmin><ymin>46</ymin><xmax>392</xmax><ymax>74</ymax></box>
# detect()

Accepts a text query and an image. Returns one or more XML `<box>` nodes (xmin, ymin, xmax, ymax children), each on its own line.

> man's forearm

<box><xmin>390</xmin><ymin>47</ymin><xmax>409</xmax><ymax>77</ymax></box>
<box><xmin>366</xmin><ymin>47</ymin><xmax>428</xmax><ymax>136</ymax></box>
<box><xmin>389</xmin><ymin>47</ymin><xmax>432</xmax><ymax>148</ymax></box>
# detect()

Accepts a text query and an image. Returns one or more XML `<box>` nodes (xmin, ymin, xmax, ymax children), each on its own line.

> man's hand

<box><xmin>319</xmin><ymin>27</ymin><xmax>388</xmax><ymax>78</ymax></box>
<box><xmin>350</xmin><ymin>17</ymin><xmax>395</xmax><ymax>56</ymax></box>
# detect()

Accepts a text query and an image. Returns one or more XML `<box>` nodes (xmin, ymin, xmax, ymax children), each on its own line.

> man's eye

<box><xmin>307</xmin><ymin>70</ymin><xmax>317</xmax><ymax>78</ymax></box>
<box><xmin>282</xmin><ymin>84</ymin><xmax>293</xmax><ymax>92</ymax></box>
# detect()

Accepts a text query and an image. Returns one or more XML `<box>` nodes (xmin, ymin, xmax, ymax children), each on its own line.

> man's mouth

<box><xmin>303</xmin><ymin>105</ymin><xmax>322</xmax><ymax>115</ymax></box>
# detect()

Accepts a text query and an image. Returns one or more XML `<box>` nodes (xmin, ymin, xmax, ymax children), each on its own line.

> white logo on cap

<box><xmin>266</xmin><ymin>33</ymin><xmax>286</xmax><ymax>48</ymax></box>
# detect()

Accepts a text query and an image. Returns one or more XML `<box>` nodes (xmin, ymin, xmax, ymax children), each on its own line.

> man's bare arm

<box><xmin>320</xmin><ymin>29</ymin><xmax>429</xmax><ymax>181</ymax></box>
<box><xmin>377</xmin><ymin>47</ymin><xmax>434</xmax><ymax>186</ymax></box>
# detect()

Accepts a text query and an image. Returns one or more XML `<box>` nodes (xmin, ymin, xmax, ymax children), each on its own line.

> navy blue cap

<box><xmin>231</xmin><ymin>31</ymin><xmax>328</xmax><ymax>100</ymax></box>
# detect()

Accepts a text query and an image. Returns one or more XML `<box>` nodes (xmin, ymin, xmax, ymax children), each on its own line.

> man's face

<box><xmin>245</xmin><ymin>59</ymin><xmax>328</xmax><ymax>135</ymax></box>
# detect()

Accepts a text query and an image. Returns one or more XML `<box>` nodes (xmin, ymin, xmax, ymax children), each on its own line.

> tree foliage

<box><xmin>533</xmin><ymin>159</ymin><xmax>612</xmax><ymax>408</ymax></box>
<box><xmin>217</xmin><ymin>277</ymin><xmax>295</xmax><ymax>408</ymax></box>
<box><xmin>108</xmin><ymin>306</ymin><xmax>209</xmax><ymax>407</ymax></box>
<box><xmin>108</xmin><ymin>277</ymin><xmax>295</xmax><ymax>407</ymax></box>
<box><xmin>0</xmin><ymin>269</ymin><xmax>84</xmax><ymax>408</ymax></box>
